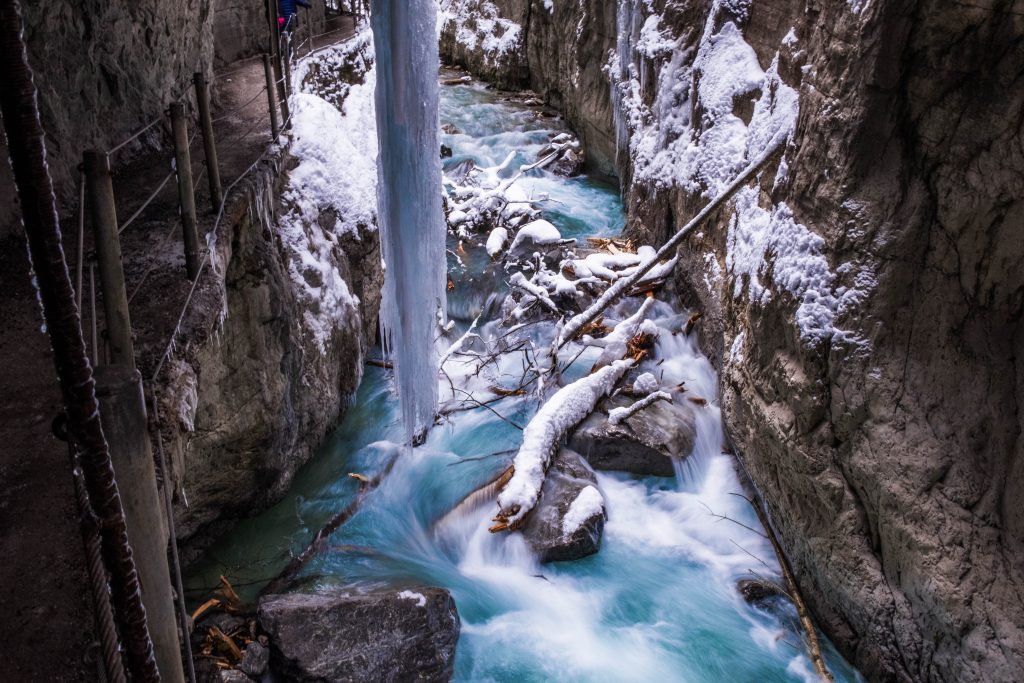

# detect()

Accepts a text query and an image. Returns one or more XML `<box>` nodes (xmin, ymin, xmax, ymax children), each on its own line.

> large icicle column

<box><xmin>370</xmin><ymin>0</ymin><xmax>448</xmax><ymax>443</ymax></box>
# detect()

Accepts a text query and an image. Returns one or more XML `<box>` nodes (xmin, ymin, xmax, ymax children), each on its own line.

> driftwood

<box><xmin>742</xmin><ymin>494</ymin><xmax>835</xmax><ymax>682</ymax></box>
<box><xmin>431</xmin><ymin>465</ymin><xmax>515</xmax><ymax>533</ymax></box>
<box><xmin>260</xmin><ymin>453</ymin><xmax>400</xmax><ymax>596</ymax></box>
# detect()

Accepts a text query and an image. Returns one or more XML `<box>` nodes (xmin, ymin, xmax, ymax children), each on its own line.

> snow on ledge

<box><xmin>439</xmin><ymin>0</ymin><xmax>523</xmax><ymax>67</ymax></box>
<box><xmin>277</xmin><ymin>39</ymin><xmax>379</xmax><ymax>352</ymax></box>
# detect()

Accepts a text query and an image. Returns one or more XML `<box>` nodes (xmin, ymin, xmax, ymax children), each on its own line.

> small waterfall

<box><xmin>370</xmin><ymin>0</ymin><xmax>448</xmax><ymax>443</ymax></box>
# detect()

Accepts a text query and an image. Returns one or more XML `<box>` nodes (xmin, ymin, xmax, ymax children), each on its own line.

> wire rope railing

<box><xmin>68</xmin><ymin>15</ymin><xmax>357</xmax><ymax>679</ymax></box>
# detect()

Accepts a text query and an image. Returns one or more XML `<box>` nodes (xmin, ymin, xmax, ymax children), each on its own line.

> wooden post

<box><xmin>266</xmin><ymin>0</ymin><xmax>290</xmax><ymax>128</ymax></box>
<box><xmin>281</xmin><ymin>34</ymin><xmax>293</xmax><ymax>129</ymax></box>
<box><xmin>263</xmin><ymin>54</ymin><xmax>281</xmax><ymax>139</ymax></box>
<box><xmin>83</xmin><ymin>150</ymin><xmax>134</xmax><ymax>368</ymax></box>
<box><xmin>193</xmin><ymin>72</ymin><xmax>222</xmax><ymax>212</ymax></box>
<box><xmin>95</xmin><ymin>366</ymin><xmax>186</xmax><ymax>683</ymax></box>
<box><xmin>169</xmin><ymin>103</ymin><xmax>201</xmax><ymax>280</ymax></box>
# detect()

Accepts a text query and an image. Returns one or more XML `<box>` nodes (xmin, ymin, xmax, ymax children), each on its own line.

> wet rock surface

<box><xmin>436</xmin><ymin>0</ymin><xmax>1024</xmax><ymax>680</ymax></box>
<box><xmin>569</xmin><ymin>393</ymin><xmax>696</xmax><ymax>477</ymax></box>
<box><xmin>258</xmin><ymin>588</ymin><xmax>461</xmax><ymax>682</ymax></box>
<box><xmin>520</xmin><ymin>448</ymin><xmax>606</xmax><ymax>563</ymax></box>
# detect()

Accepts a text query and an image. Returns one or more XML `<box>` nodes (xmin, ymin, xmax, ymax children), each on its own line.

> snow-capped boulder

<box><xmin>520</xmin><ymin>448</ymin><xmax>606</xmax><ymax>563</ymax></box>
<box><xmin>568</xmin><ymin>393</ymin><xmax>696</xmax><ymax>477</ymax></box>
<box><xmin>508</xmin><ymin>219</ymin><xmax>562</xmax><ymax>254</ymax></box>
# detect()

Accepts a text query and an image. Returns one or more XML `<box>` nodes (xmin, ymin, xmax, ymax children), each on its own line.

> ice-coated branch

<box><xmin>556</xmin><ymin>136</ymin><xmax>787</xmax><ymax>348</ymax></box>
<box><xmin>493</xmin><ymin>358</ymin><xmax>634</xmax><ymax>530</ymax></box>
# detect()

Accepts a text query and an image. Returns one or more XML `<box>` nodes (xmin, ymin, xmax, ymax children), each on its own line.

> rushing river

<box><xmin>186</xmin><ymin>75</ymin><xmax>862</xmax><ymax>683</ymax></box>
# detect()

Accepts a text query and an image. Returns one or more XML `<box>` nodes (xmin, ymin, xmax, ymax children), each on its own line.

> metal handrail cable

<box><xmin>211</xmin><ymin>84</ymin><xmax>268</xmax><ymax>124</ymax></box>
<box><xmin>118</xmin><ymin>170</ymin><xmax>175</xmax><ymax>234</ymax></box>
<box><xmin>106</xmin><ymin>115</ymin><xmax>163</xmax><ymax>156</ymax></box>
<box><xmin>150</xmin><ymin>151</ymin><xmax>265</xmax><ymax>384</ymax></box>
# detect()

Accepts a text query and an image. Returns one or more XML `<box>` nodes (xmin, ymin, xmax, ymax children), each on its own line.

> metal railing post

<box><xmin>169</xmin><ymin>103</ymin><xmax>201</xmax><ymax>280</ymax></box>
<box><xmin>83</xmin><ymin>150</ymin><xmax>135</xmax><ymax>368</ymax></box>
<box><xmin>193</xmin><ymin>72</ymin><xmax>222</xmax><ymax>212</ymax></box>
<box><xmin>263</xmin><ymin>54</ymin><xmax>282</xmax><ymax>139</ymax></box>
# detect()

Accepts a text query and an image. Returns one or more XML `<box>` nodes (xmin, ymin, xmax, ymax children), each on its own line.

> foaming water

<box><xmin>185</xmin><ymin>76</ymin><xmax>862</xmax><ymax>683</ymax></box>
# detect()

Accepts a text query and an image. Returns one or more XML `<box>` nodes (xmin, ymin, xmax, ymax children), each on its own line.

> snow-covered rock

<box><xmin>569</xmin><ymin>392</ymin><xmax>696</xmax><ymax>477</ymax></box>
<box><xmin>519</xmin><ymin>449</ymin><xmax>606</xmax><ymax>562</ymax></box>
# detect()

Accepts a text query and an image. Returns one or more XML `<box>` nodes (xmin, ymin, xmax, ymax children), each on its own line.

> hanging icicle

<box><xmin>370</xmin><ymin>0</ymin><xmax>448</xmax><ymax>444</ymax></box>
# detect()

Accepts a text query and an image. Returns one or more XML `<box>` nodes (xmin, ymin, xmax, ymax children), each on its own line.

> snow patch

<box><xmin>279</xmin><ymin>40</ymin><xmax>378</xmax><ymax>352</ymax></box>
<box><xmin>633</xmin><ymin>372</ymin><xmax>659</xmax><ymax>395</ymax></box>
<box><xmin>728</xmin><ymin>330</ymin><xmax>746</xmax><ymax>364</ymax></box>
<box><xmin>727</xmin><ymin>187</ymin><xmax>838</xmax><ymax>343</ymax></box>
<box><xmin>398</xmin><ymin>590</ymin><xmax>427</xmax><ymax>607</ymax></box>
<box><xmin>562</xmin><ymin>485</ymin><xmax>605</xmax><ymax>538</ymax></box>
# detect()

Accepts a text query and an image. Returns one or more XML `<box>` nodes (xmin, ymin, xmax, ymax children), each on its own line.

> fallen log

<box><xmin>431</xmin><ymin>465</ymin><xmax>515</xmax><ymax>533</ymax></box>
<box><xmin>492</xmin><ymin>359</ymin><xmax>634</xmax><ymax>530</ymax></box>
<box><xmin>556</xmin><ymin>137</ymin><xmax>787</xmax><ymax>349</ymax></box>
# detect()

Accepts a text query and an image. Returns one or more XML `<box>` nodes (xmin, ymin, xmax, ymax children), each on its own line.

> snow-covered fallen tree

<box><xmin>492</xmin><ymin>358</ymin><xmax>634</xmax><ymax>530</ymax></box>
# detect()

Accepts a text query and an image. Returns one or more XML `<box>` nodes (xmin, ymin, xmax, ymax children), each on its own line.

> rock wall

<box><xmin>1</xmin><ymin>0</ymin><xmax>215</xmax><ymax>239</ymax></box>
<box><xmin>439</xmin><ymin>0</ymin><xmax>617</xmax><ymax>173</ymax></box>
<box><xmin>156</xmin><ymin>42</ymin><xmax>382</xmax><ymax>559</ymax></box>
<box><xmin>433</xmin><ymin>1</ymin><xmax>1024</xmax><ymax>681</ymax></box>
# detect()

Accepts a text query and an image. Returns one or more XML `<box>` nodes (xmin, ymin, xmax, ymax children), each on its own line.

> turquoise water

<box><xmin>185</xmin><ymin>78</ymin><xmax>862</xmax><ymax>683</ymax></box>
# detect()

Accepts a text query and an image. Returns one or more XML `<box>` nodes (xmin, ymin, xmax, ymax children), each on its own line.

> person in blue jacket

<box><xmin>279</xmin><ymin>0</ymin><xmax>311</xmax><ymax>34</ymax></box>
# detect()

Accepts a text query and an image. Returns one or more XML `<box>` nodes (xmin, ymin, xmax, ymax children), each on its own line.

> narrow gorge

<box><xmin>0</xmin><ymin>1</ymin><xmax>1021</xmax><ymax>682</ymax></box>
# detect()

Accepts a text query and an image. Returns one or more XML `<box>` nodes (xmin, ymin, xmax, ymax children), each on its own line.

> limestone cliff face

<box><xmin>437</xmin><ymin>1</ymin><xmax>1024</xmax><ymax>680</ymax></box>
<box><xmin>156</xmin><ymin>45</ymin><xmax>382</xmax><ymax>559</ymax></box>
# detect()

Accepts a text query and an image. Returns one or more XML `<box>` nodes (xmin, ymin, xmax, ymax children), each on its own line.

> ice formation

<box><xmin>371</xmin><ymin>0</ymin><xmax>448</xmax><ymax>443</ymax></box>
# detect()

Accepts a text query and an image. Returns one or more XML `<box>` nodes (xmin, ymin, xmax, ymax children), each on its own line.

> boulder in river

<box><xmin>737</xmin><ymin>578</ymin><xmax>788</xmax><ymax>607</ymax></box>
<box><xmin>568</xmin><ymin>393</ymin><xmax>696</xmax><ymax>477</ymax></box>
<box><xmin>521</xmin><ymin>448</ymin><xmax>607</xmax><ymax>563</ymax></box>
<box><xmin>258</xmin><ymin>588</ymin><xmax>460</xmax><ymax>682</ymax></box>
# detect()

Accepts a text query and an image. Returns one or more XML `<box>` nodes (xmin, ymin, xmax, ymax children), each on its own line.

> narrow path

<box><xmin>0</xmin><ymin>15</ymin><xmax>356</xmax><ymax>680</ymax></box>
